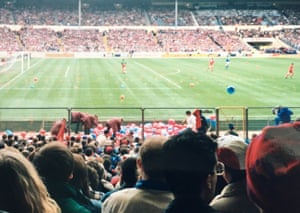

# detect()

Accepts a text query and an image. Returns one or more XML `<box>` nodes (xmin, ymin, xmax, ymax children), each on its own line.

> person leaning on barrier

<box><xmin>105</xmin><ymin>117</ymin><xmax>124</xmax><ymax>139</ymax></box>
<box><xmin>272</xmin><ymin>105</ymin><xmax>293</xmax><ymax>125</ymax></box>
<box><xmin>192</xmin><ymin>108</ymin><xmax>209</xmax><ymax>133</ymax></box>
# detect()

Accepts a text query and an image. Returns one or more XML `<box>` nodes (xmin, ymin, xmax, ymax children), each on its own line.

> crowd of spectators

<box><xmin>209</xmin><ymin>30</ymin><xmax>252</xmax><ymax>52</ymax></box>
<box><xmin>61</xmin><ymin>29</ymin><xmax>105</xmax><ymax>52</ymax></box>
<box><xmin>279</xmin><ymin>28</ymin><xmax>300</xmax><ymax>50</ymax></box>
<box><xmin>0</xmin><ymin>7</ymin><xmax>300</xmax><ymax>53</ymax></box>
<box><xmin>106</xmin><ymin>29</ymin><xmax>160</xmax><ymax>53</ymax></box>
<box><xmin>19</xmin><ymin>27</ymin><xmax>60</xmax><ymax>52</ymax></box>
<box><xmin>0</xmin><ymin>26</ymin><xmax>20</xmax><ymax>52</ymax></box>
<box><xmin>1</xmin><ymin>113</ymin><xmax>300</xmax><ymax>212</ymax></box>
<box><xmin>1</xmin><ymin>26</ymin><xmax>299</xmax><ymax>53</ymax></box>
<box><xmin>156</xmin><ymin>29</ymin><xmax>222</xmax><ymax>52</ymax></box>
<box><xmin>148</xmin><ymin>8</ymin><xmax>195</xmax><ymax>26</ymax></box>
<box><xmin>0</xmin><ymin>7</ymin><xmax>299</xmax><ymax>26</ymax></box>
<box><xmin>281</xmin><ymin>9</ymin><xmax>300</xmax><ymax>25</ymax></box>
<box><xmin>0</xmin><ymin>27</ymin><xmax>259</xmax><ymax>53</ymax></box>
<box><xmin>194</xmin><ymin>10</ymin><xmax>219</xmax><ymax>26</ymax></box>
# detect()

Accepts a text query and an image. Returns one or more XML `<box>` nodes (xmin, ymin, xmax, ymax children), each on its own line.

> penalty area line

<box><xmin>135</xmin><ymin>62</ymin><xmax>182</xmax><ymax>89</ymax></box>
<box><xmin>5</xmin><ymin>87</ymin><xmax>180</xmax><ymax>90</ymax></box>
<box><xmin>0</xmin><ymin>59</ymin><xmax>44</xmax><ymax>90</ymax></box>
<box><xmin>65</xmin><ymin>66</ymin><xmax>70</xmax><ymax>78</ymax></box>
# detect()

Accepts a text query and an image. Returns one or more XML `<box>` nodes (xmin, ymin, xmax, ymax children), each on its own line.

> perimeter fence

<box><xmin>0</xmin><ymin>106</ymin><xmax>299</xmax><ymax>140</ymax></box>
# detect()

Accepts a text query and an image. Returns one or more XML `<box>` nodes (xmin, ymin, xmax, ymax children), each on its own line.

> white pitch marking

<box><xmin>135</xmin><ymin>62</ymin><xmax>182</xmax><ymax>89</ymax></box>
<box><xmin>0</xmin><ymin>59</ymin><xmax>44</xmax><ymax>89</ymax></box>
<box><xmin>65</xmin><ymin>66</ymin><xmax>70</xmax><ymax>77</ymax></box>
<box><xmin>3</xmin><ymin>87</ymin><xmax>174</xmax><ymax>90</ymax></box>
<box><xmin>165</xmin><ymin>69</ymin><xmax>181</xmax><ymax>75</ymax></box>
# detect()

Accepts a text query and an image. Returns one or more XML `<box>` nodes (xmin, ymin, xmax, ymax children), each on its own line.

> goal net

<box><xmin>0</xmin><ymin>52</ymin><xmax>31</xmax><ymax>88</ymax></box>
<box><xmin>216</xmin><ymin>106</ymin><xmax>247</xmax><ymax>138</ymax></box>
<box><xmin>0</xmin><ymin>52</ymin><xmax>31</xmax><ymax>74</ymax></box>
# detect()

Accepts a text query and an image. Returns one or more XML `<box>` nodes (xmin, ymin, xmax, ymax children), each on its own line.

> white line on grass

<box><xmin>65</xmin><ymin>66</ymin><xmax>70</xmax><ymax>77</ymax></box>
<box><xmin>0</xmin><ymin>59</ymin><xmax>44</xmax><ymax>89</ymax></box>
<box><xmin>135</xmin><ymin>62</ymin><xmax>182</xmax><ymax>89</ymax></box>
<box><xmin>165</xmin><ymin>69</ymin><xmax>181</xmax><ymax>75</ymax></box>
<box><xmin>3</xmin><ymin>87</ymin><xmax>174</xmax><ymax>90</ymax></box>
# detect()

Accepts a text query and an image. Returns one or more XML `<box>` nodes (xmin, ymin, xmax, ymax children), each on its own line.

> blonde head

<box><xmin>0</xmin><ymin>148</ymin><xmax>60</xmax><ymax>213</ymax></box>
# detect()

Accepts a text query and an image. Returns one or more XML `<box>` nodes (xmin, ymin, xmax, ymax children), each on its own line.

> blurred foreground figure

<box><xmin>33</xmin><ymin>142</ymin><xmax>93</xmax><ymax>213</ymax></box>
<box><xmin>102</xmin><ymin>136</ymin><xmax>173</xmax><ymax>213</ymax></box>
<box><xmin>162</xmin><ymin>129</ymin><xmax>224</xmax><ymax>213</ymax></box>
<box><xmin>246</xmin><ymin>122</ymin><xmax>300</xmax><ymax>213</ymax></box>
<box><xmin>0</xmin><ymin>148</ymin><xmax>60</xmax><ymax>213</ymax></box>
<box><xmin>210</xmin><ymin>135</ymin><xmax>259</xmax><ymax>213</ymax></box>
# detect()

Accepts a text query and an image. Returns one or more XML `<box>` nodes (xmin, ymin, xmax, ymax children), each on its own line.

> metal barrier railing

<box><xmin>0</xmin><ymin>106</ymin><xmax>299</xmax><ymax>140</ymax></box>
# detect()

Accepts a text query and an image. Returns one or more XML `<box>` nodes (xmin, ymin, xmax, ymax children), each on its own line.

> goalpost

<box><xmin>216</xmin><ymin>106</ymin><xmax>248</xmax><ymax>139</ymax></box>
<box><xmin>0</xmin><ymin>52</ymin><xmax>31</xmax><ymax>74</ymax></box>
<box><xmin>20</xmin><ymin>52</ymin><xmax>31</xmax><ymax>73</ymax></box>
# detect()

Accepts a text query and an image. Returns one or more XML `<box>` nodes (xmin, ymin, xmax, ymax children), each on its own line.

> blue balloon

<box><xmin>226</xmin><ymin>85</ymin><xmax>235</xmax><ymax>94</ymax></box>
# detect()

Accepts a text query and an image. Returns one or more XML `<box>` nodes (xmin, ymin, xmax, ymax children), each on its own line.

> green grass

<box><xmin>0</xmin><ymin>56</ymin><xmax>299</xmax><ymax>122</ymax></box>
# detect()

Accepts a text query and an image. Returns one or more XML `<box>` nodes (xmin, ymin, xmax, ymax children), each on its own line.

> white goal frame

<box><xmin>216</xmin><ymin>106</ymin><xmax>247</xmax><ymax>138</ymax></box>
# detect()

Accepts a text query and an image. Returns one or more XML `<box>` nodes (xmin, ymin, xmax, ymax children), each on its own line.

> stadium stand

<box><xmin>0</xmin><ymin>4</ymin><xmax>299</xmax><ymax>53</ymax></box>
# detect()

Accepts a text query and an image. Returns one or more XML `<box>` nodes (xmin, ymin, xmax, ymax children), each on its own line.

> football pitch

<box><xmin>0</xmin><ymin>56</ymin><xmax>299</xmax><ymax>122</ymax></box>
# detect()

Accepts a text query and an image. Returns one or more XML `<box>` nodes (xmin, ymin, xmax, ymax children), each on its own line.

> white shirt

<box><xmin>186</xmin><ymin>114</ymin><xmax>196</xmax><ymax>130</ymax></box>
<box><xmin>102</xmin><ymin>187</ymin><xmax>173</xmax><ymax>213</ymax></box>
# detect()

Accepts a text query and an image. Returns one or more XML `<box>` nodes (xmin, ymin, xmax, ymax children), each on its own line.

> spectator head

<box><xmin>137</xmin><ymin>135</ymin><xmax>168</xmax><ymax>181</ymax></box>
<box><xmin>87</xmin><ymin>165</ymin><xmax>100</xmax><ymax>191</ymax></box>
<box><xmin>86</xmin><ymin>159</ymin><xmax>105</xmax><ymax>180</ymax></box>
<box><xmin>102</xmin><ymin>155</ymin><xmax>112</xmax><ymax>173</ymax></box>
<box><xmin>0</xmin><ymin>147</ymin><xmax>60</xmax><ymax>213</ymax></box>
<box><xmin>119</xmin><ymin>144</ymin><xmax>129</xmax><ymax>155</ymax></box>
<box><xmin>228</xmin><ymin>123</ymin><xmax>235</xmax><ymax>130</ymax></box>
<box><xmin>162</xmin><ymin>129</ymin><xmax>218</xmax><ymax>203</ymax></box>
<box><xmin>246</xmin><ymin>122</ymin><xmax>300</xmax><ymax>213</ymax></box>
<box><xmin>33</xmin><ymin>142</ymin><xmax>74</xmax><ymax>182</ymax></box>
<box><xmin>84</xmin><ymin>146</ymin><xmax>95</xmax><ymax>157</ymax></box>
<box><xmin>216</xmin><ymin>135</ymin><xmax>248</xmax><ymax>182</ymax></box>
<box><xmin>70</xmin><ymin>154</ymin><xmax>89</xmax><ymax>196</ymax></box>
<box><xmin>192</xmin><ymin>108</ymin><xmax>201</xmax><ymax>117</ymax></box>
<box><xmin>120</xmin><ymin>157</ymin><xmax>138</xmax><ymax>187</ymax></box>
<box><xmin>104</xmin><ymin>145</ymin><xmax>114</xmax><ymax>155</ymax></box>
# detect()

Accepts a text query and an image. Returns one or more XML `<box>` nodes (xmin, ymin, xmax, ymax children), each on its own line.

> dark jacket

<box><xmin>278</xmin><ymin>107</ymin><xmax>293</xmax><ymax>123</ymax></box>
<box><xmin>45</xmin><ymin>180</ymin><xmax>95</xmax><ymax>213</ymax></box>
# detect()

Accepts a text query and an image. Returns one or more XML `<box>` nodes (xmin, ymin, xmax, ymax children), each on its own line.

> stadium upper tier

<box><xmin>0</xmin><ymin>8</ymin><xmax>299</xmax><ymax>26</ymax></box>
<box><xmin>0</xmin><ymin>8</ymin><xmax>299</xmax><ymax>53</ymax></box>
<box><xmin>0</xmin><ymin>26</ymin><xmax>299</xmax><ymax>53</ymax></box>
